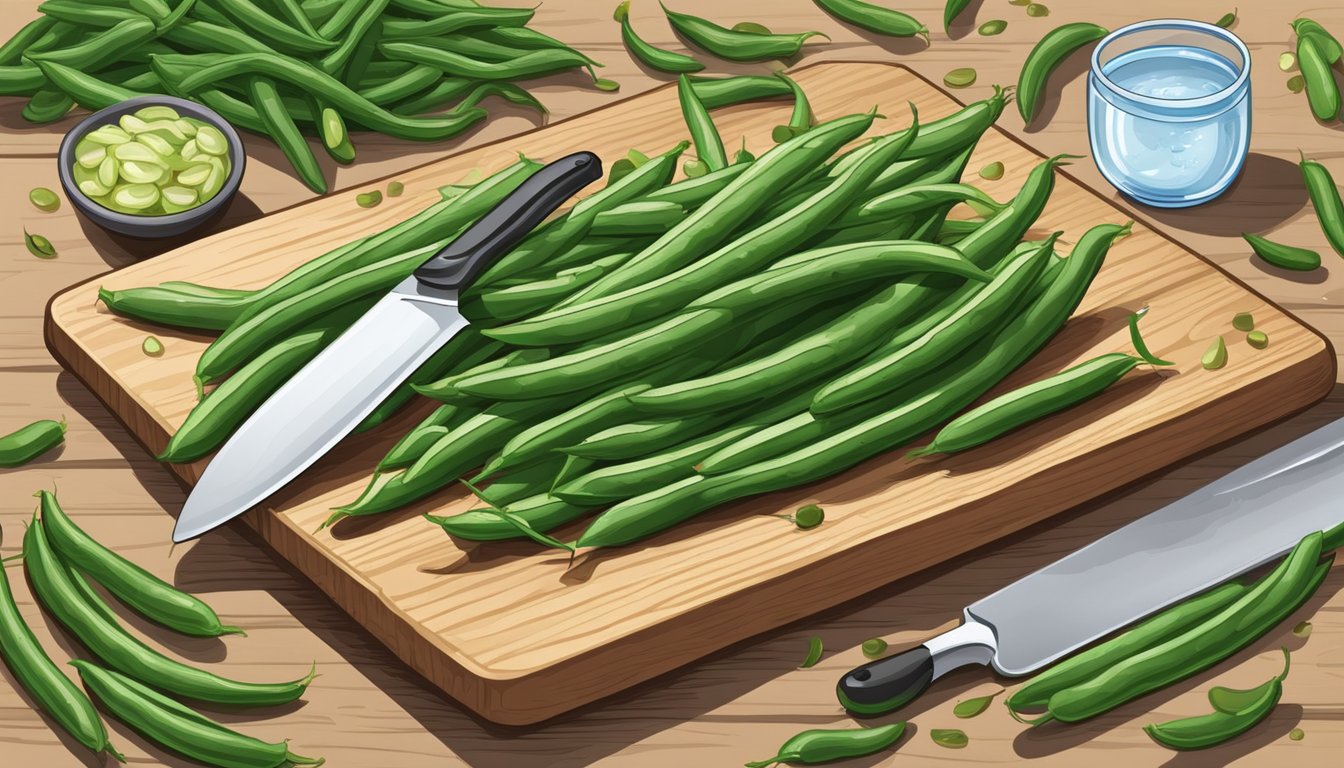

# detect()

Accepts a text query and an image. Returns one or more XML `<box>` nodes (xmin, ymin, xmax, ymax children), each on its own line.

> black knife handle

<box><xmin>835</xmin><ymin>646</ymin><xmax>934</xmax><ymax>716</ymax></box>
<box><xmin>414</xmin><ymin>151</ymin><xmax>602</xmax><ymax>291</ymax></box>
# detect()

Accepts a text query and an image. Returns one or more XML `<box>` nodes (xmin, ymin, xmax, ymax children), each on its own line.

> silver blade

<box><xmin>971</xmin><ymin>416</ymin><xmax>1344</xmax><ymax>675</ymax></box>
<box><xmin>173</xmin><ymin>277</ymin><xmax>467</xmax><ymax>542</ymax></box>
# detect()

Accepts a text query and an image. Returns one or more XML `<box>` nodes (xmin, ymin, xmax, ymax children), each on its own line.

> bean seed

<box><xmin>944</xmin><ymin>67</ymin><xmax>977</xmax><ymax>88</ymax></box>
<box><xmin>28</xmin><ymin>186</ymin><xmax>59</xmax><ymax>212</ymax></box>
<box><xmin>979</xmin><ymin>20</ymin><xmax>1007</xmax><ymax>36</ymax></box>
<box><xmin>1202</xmin><ymin>336</ymin><xmax>1227</xmax><ymax>370</ymax></box>
<box><xmin>1026</xmin><ymin>3</ymin><xmax>1049</xmax><ymax>17</ymax></box>
<box><xmin>142</xmin><ymin>336</ymin><xmax>164</xmax><ymax>356</ymax></box>
<box><xmin>356</xmin><ymin>190</ymin><xmax>382</xmax><ymax>208</ymax></box>
<box><xmin>1232</xmin><ymin>312</ymin><xmax>1254</xmax><ymax>331</ymax></box>
<box><xmin>979</xmin><ymin>161</ymin><xmax>1004</xmax><ymax>180</ymax></box>
<box><xmin>1279</xmin><ymin>52</ymin><xmax>1296</xmax><ymax>71</ymax></box>
<box><xmin>1247</xmin><ymin>330</ymin><xmax>1269</xmax><ymax>349</ymax></box>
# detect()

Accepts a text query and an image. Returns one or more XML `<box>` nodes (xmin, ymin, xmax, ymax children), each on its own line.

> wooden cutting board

<box><xmin>45</xmin><ymin>62</ymin><xmax>1335</xmax><ymax>726</ymax></box>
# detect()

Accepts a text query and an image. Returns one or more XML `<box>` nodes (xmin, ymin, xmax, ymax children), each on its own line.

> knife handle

<box><xmin>836</xmin><ymin>620</ymin><xmax>997</xmax><ymax>716</ymax></box>
<box><xmin>414</xmin><ymin>151</ymin><xmax>603</xmax><ymax>291</ymax></box>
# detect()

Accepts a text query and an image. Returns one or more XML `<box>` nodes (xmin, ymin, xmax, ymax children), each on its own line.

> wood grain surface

<box><xmin>3</xmin><ymin>0</ymin><xmax>1344</xmax><ymax>765</ymax></box>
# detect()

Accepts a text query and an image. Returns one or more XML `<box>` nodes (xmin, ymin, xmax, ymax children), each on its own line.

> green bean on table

<box><xmin>249</xmin><ymin>76</ymin><xmax>327</xmax><ymax>192</ymax></box>
<box><xmin>72</xmin><ymin>661</ymin><xmax>323</xmax><ymax>768</ymax></box>
<box><xmin>1300</xmin><ymin>153</ymin><xmax>1344</xmax><ymax>257</ymax></box>
<box><xmin>677</xmin><ymin>73</ymin><xmax>727</xmax><ymax>171</ymax></box>
<box><xmin>1143</xmin><ymin>648</ymin><xmax>1290</xmax><ymax>750</ymax></box>
<box><xmin>24</xmin><ymin>517</ymin><xmax>316</xmax><ymax>707</ymax></box>
<box><xmin>687</xmin><ymin>74</ymin><xmax>793</xmax><ymax>108</ymax></box>
<box><xmin>746</xmin><ymin>723</ymin><xmax>907</xmax><ymax>768</ymax></box>
<box><xmin>813</xmin><ymin>0</ymin><xmax>928</xmax><ymax>42</ymax></box>
<box><xmin>0</xmin><ymin>524</ymin><xmax>122</xmax><ymax>762</ymax></box>
<box><xmin>38</xmin><ymin>490</ymin><xmax>243</xmax><ymax>638</ymax></box>
<box><xmin>615</xmin><ymin>0</ymin><xmax>703</xmax><ymax>73</ymax></box>
<box><xmin>1017</xmin><ymin>23</ymin><xmax>1109</xmax><ymax>123</ymax></box>
<box><xmin>0</xmin><ymin>418</ymin><xmax>66</xmax><ymax>467</ymax></box>
<box><xmin>662</xmin><ymin>4</ymin><xmax>827</xmax><ymax>62</ymax></box>
<box><xmin>210</xmin><ymin>0</ymin><xmax>335</xmax><ymax>54</ymax></box>
<box><xmin>1242</xmin><ymin>232</ymin><xmax>1321</xmax><ymax>271</ymax></box>
<box><xmin>1298</xmin><ymin>35</ymin><xmax>1341</xmax><ymax>121</ymax></box>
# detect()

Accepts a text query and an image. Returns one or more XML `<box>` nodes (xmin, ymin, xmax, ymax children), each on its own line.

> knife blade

<box><xmin>836</xmin><ymin>414</ymin><xmax>1344</xmax><ymax>715</ymax></box>
<box><xmin>173</xmin><ymin>152</ymin><xmax>602</xmax><ymax>543</ymax></box>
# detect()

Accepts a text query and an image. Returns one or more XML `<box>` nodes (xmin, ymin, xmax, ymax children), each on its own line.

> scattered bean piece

<box><xmin>732</xmin><ymin>21</ymin><xmax>773</xmax><ymax>35</ymax></box>
<box><xmin>1247</xmin><ymin>330</ymin><xmax>1269</xmax><ymax>349</ymax></box>
<box><xmin>944</xmin><ymin>68</ymin><xmax>977</xmax><ymax>88</ymax></box>
<box><xmin>1202</xmin><ymin>336</ymin><xmax>1228</xmax><ymax>370</ymax></box>
<box><xmin>979</xmin><ymin>161</ymin><xmax>1005</xmax><ymax>180</ymax></box>
<box><xmin>29</xmin><ymin>187</ymin><xmax>60</xmax><ymax>212</ymax></box>
<box><xmin>1279</xmin><ymin>52</ymin><xmax>1297</xmax><ymax>71</ymax></box>
<box><xmin>1232</xmin><ymin>312</ymin><xmax>1255</xmax><ymax>332</ymax></box>
<box><xmin>979</xmin><ymin>20</ymin><xmax>1007</xmax><ymax>36</ymax></box>
<box><xmin>931</xmin><ymin>728</ymin><xmax>969</xmax><ymax>749</ymax></box>
<box><xmin>1289</xmin><ymin>728</ymin><xmax>1305</xmax><ymax>741</ymax></box>
<box><xmin>793</xmin><ymin>504</ymin><xmax>825</xmax><ymax>529</ymax></box>
<box><xmin>1026</xmin><ymin>3</ymin><xmax>1049</xmax><ymax>17</ymax></box>
<box><xmin>861</xmin><ymin>638</ymin><xmax>888</xmax><ymax>659</ymax></box>
<box><xmin>1214</xmin><ymin>9</ymin><xmax>1237</xmax><ymax>29</ymax></box>
<box><xmin>954</xmin><ymin>689</ymin><xmax>1002</xmax><ymax>718</ymax></box>
<box><xmin>1292</xmin><ymin>620</ymin><xmax>1312</xmax><ymax>638</ymax></box>
<box><xmin>1287</xmin><ymin>75</ymin><xmax>1306</xmax><ymax>93</ymax></box>
<box><xmin>386</xmin><ymin>181</ymin><xmax>404</xmax><ymax>197</ymax></box>
<box><xmin>24</xmin><ymin>230</ymin><xmax>56</xmax><ymax>259</ymax></box>
<box><xmin>594</xmin><ymin>78</ymin><xmax>621</xmax><ymax>92</ymax></box>
<box><xmin>683</xmin><ymin>159</ymin><xmax>709</xmax><ymax>177</ymax></box>
<box><xmin>142</xmin><ymin>336</ymin><xmax>164</xmax><ymax>357</ymax></box>
<box><xmin>800</xmin><ymin>636</ymin><xmax>824</xmax><ymax>668</ymax></box>
<box><xmin>356</xmin><ymin>191</ymin><xmax>383</xmax><ymax>208</ymax></box>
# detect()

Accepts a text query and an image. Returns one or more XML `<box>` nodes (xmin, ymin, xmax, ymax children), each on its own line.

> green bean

<box><xmin>356</xmin><ymin>65</ymin><xmax>443</xmax><ymax>105</ymax></box>
<box><xmin>98</xmin><ymin>281</ymin><xmax>255</xmax><ymax>331</ymax></box>
<box><xmin>1292</xmin><ymin>18</ymin><xmax>1343</xmax><ymax>64</ymax></box>
<box><xmin>37</xmin><ymin>491</ymin><xmax>240</xmax><ymax>638</ymax></box>
<box><xmin>24</xmin><ymin>17</ymin><xmax>157</xmax><ymax>72</ymax></box>
<box><xmin>491</xmin><ymin>112</ymin><xmax>878</xmax><ymax>324</ymax></box>
<box><xmin>0</xmin><ymin>524</ymin><xmax>121</xmax><ymax>761</ymax></box>
<box><xmin>1300</xmin><ymin>154</ymin><xmax>1344</xmax><ymax>257</ymax></box>
<box><xmin>19</xmin><ymin>87</ymin><xmax>71</xmax><ymax>122</ymax></box>
<box><xmin>746</xmin><ymin>723</ymin><xmax>906</xmax><ymax>767</ymax></box>
<box><xmin>328</xmin><ymin>388</ymin><xmax>603</xmax><ymax>523</ymax></box>
<box><xmin>34</xmin><ymin>60</ymin><xmax>142</xmax><ymax>110</ymax></box>
<box><xmin>480</xmin><ymin>386</ymin><xmax>652</xmax><ymax>478</ymax></box>
<box><xmin>642</xmin><ymin>163</ymin><xmax>747</xmax><ymax>207</ymax></box>
<box><xmin>156</xmin><ymin>52</ymin><xmax>488</xmax><ymax>141</ymax></box>
<box><xmin>376</xmin><ymin>402</ymin><xmax>481</xmax><ymax>472</ymax></box>
<box><xmin>590</xmin><ymin>200</ymin><xmax>685</xmax><ymax>235</ymax></box>
<box><xmin>1298</xmin><ymin>36</ymin><xmax>1341</xmax><ymax>121</ymax></box>
<box><xmin>1017</xmin><ymin>23</ymin><xmax>1109</xmax><ymax>122</ymax></box>
<box><xmin>316</xmin><ymin>104</ymin><xmax>355</xmax><ymax>162</ymax></box>
<box><xmin>1243</xmin><ymin>233</ymin><xmax>1320</xmax><ymax>270</ymax></box>
<box><xmin>576</xmin><ymin>223</ymin><xmax>1122</xmax><ymax>549</ymax></box>
<box><xmin>380</xmin><ymin>6</ymin><xmax>533</xmax><ymax>39</ymax></box>
<box><xmin>814</xmin><ymin>0</ymin><xmax>928</xmax><ymax>41</ymax></box>
<box><xmin>662</xmin><ymin>5</ymin><xmax>827</xmax><ymax>61</ymax></box>
<box><xmin>24</xmin><ymin>518</ymin><xmax>316</xmax><ymax>706</ymax></box>
<box><xmin>427</xmin><ymin>492</ymin><xmax>591</xmax><ymax>542</ymax></box>
<box><xmin>555</xmin><ymin>423</ymin><xmax>755</xmax><ymax>505</ymax></box>
<box><xmin>466</xmin><ymin>253</ymin><xmax>632</xmax><ymax>322</ymax></box>
<box><xmin>0</xmin><ymin>418</ymin><xmax>65</xmax><ymax>467</ymax></box>
<box><xmin>413</xmin><ymin>348</ymin><xmax>551</xmax><ymax>402</ymax></box>
<box><xmin>1046</xmin><ymin>534</ymin><xmax>1329</xmax><ymax>723</ymax></box>
<box><xmin>688</xmin><ymin>74</ymin><xmax>793</xmax><ymax>108</ymax></box>
<box><xmin>910</xmin><ymin>352</ymin><xmax>1144</xmax><ymax>457</ymax></box>
<box><xmin>678</xmin><ymin>73</ymin><xmax>727</xmax><ymax>170</ymax></box>
<box><xmin>944</xmin><ymin>0</ymin><xmax>973</xmax><ymax>32</ymax></box>
<box><xmin>1007</xmin><ymin>581</ymin><xmax>1246</xmax><ymax>714</ymax></box>
<box><xmin>319</xmin><ymin>0</ymin><xmax>389</xmax><ymax>76</ymax></box>
<box><xmin>615</xmin><ymin>0</ymin><xmax>703</xmax><ymax>73</ymax></box>
<box><xmin>474</xmin><ymin>142</ymin><xmax>686</xmax><ymax>286</ymax></box>
<box><xmin>0</xmin><ymin>62</ymin><xmax>47</xmax><ymax>95</ymax></box>
<box><xmin>249</xmin><ymin>76</ymin><xmax>327</xmax><ymax>192</ymax></box>
<box><xmin>34</xmin><ymin>1</ymin><xmax>139</xmax><ymax>28</ymax></box>
<box><xmin>0</xmin><ymin>16</ymin><xmax>56</xmax><ymax>66</ymax></box>
<box><xmin>378</xmin><ymin>41</ymin><xmax>595</xmax><ymax>83</ymax></box>
<box><xmin>812</xmin><ymin>239</ymin><xmax>1054</xmax><ymax>414</ymax></box>
<box><xmin>565</xmin><ymin>409</ymin><xmax>740</xmax><ymax>462</ymax></box>
<box><xmin>834</xmin><ymin>183</ymin><xmax>1004</xmax><ymax>228</ymax></box>
<box><xmin>161</xmin><ymin>18</ymin><xmax>276</xmax><ymax>55</ymax></box>
<box><xmin>72</xmin><ymin>662</ymin><xmax>322</xmax><ymax>768</ymax></box>
<box><xmin>210</xmin><ymin>0</ymin><xmax>335</xmax><ymax>53</ymax></box>
<box><xmin>1143</xmin><ymin>648</ymin><xmax>1288</xmax><ymax>750</ymax></box>
<box><xmin>161</xmin><ymin>329</ymin><xmax>334</xmax><ymax>462</ymax></box>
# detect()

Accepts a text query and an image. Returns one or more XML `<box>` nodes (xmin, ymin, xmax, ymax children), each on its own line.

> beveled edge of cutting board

<box><xmin>42</xmin><ymin>61</ymin><xmax>1339</xmax><ymax>725</ymax></box>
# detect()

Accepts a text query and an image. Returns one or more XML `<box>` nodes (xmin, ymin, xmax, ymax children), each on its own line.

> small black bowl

<box><xmin>57</xmin><ymin>95</ymin><xmax>246</xmax><ymax>239</ymax></box>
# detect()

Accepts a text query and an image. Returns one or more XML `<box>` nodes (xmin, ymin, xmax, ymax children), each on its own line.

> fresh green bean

<box><xmin>812</xmin><ymin>239</ymin><xmax>1054</xmax><ymax>414</ymax></box>
<box><xmin>575</xmin><ymin>223</ymin><xmax>1122</xmax><ymax>549</ymax></box>
<box><xmin>380</xmin><ymin>6</ymin><xmax>533</xmax><ymax>39</ymax></box>
<box><xmin>1143</xmin><ymin>648</ymin><xmax>1289</xmax><ymax>750</ymax></box>
<box><xmin>72</xmin><ymin>662</ymin><xmax>322</xmax><ymax>768</ymax></box>
<box><xmin>0</xmin><ymin>63</ymin><xmax>48</xmax><ymax>95</ymax></box>
<box><xmin>319</xmin><ymin>0</ymin><xmax>389</xmax><ymax>76</ymax></box>
<box><xmin>834</xmin><ymin>183</ymin><xmax>1004</xmax><ymax>228</ymax></box>
<box><xmin>814</xmin><ymin>0</ymin><xmax>928</xmax><ymax>41</ymax></box>
<box><xmin>413</xmin><ymin>348</ymin><xmax>551</xmax><ymax>402</ymax></box>
<box><xmin>98</xmin><ymin>281</ymin><xmax>255</xmax><ymax>331</ymax></box>
<box><xmin>24</xmin><ymin>517</ymin><xmax>316</xmax><ymax>706</ymax></box>
<box><xmin>662</xmin><ymin>4</ymin><xmax>827</xmax><ymax>61</ymax></box>
<box><xmin>1017</xmin><ymin>23</ymin><xmax>1109</xmax><ymax>122</ymax></box>
<box><xmin>196</xmin><ymin>239</ymin><xmax>448</xmax><ymax>384</ymax></box>
<box><xmin>376</xmin><ymin>401</ymin><xmax>480</xmax><ymax>473</ymax></box>
<box><xmin>0</xmin><ymin>418</ymin><xmax>65</xmax><ymax>467</ymax></box>
<box><xmin>24</xmin><ymin>17</ymin><xmax>157</xmax><ymax>72</ymax></box>
<box><xmin>249</xmin><ymin>76</ymin><xmax>327</xmax><ymax>192</ymax></box>
<box><xmin>317</xmin><ymin>104</ymin><xmax>355</xmax><ymax>162</ymax></box>
<box><xmin>944</xmin><ymin>0</ymin><xmax>973</xmax><ymax>32</ymax></box>
<box><xmin>33</xmin><ymin>1</ymin><xmax>139</xmax><ymax>28</ymax></box>
<box><xmin>909</xmin><ymin>352</ymin><xmax>1145</xmax><ymax>457</ymax></box>
<box><xmin>210</xmin><ymin>0</ymin><xmax>335</xmax><ymax>53</ymax></box>
<box><xmin>38</xmin><ymin>490</ymin><xmax>242</xmax><ymax>638</ymax></box>
<box><xmin>590</xmin><ymin>200</ymin><xmax>685</xmax><ymax>235</ymax></box>
<box><xmin>688</xmin><ymin>74</ymin><xmax>793</xmax><ymax>108</ymax></box>
<box><xmin>746</xmin><ymin>723</ymin><xmax>907</xmax><ymax>768</ymax></box>
<box><xmin>642</xmin><ymin>163</ymin><xmax>747</xmax><ymax>207</ymax></box>
<box><xmin>465</xmin><ymin>253</ymin><xmax>632</xmax><ymax>322</ymax></box>
<box><xmin>489</xmin><ymin>112</ymin><xmax>879</xmax><ymax>327</ymax></box>
<box><xmin>378</xmin><ymin>41</ymin><xmax>596</xmax><ymax>83</ymax></box>
<box><xmin>155</xmin><ymin>52</ymin><xmax>489</xmax><ymax>141</ymax></box>
<box><xmin>0</xmin><ymin>524</ymin><xmax>121</xmax><ymax>761</ymax></box>
<box><xmin>1045</xmin><ymin>534</ymin><xmax>1329</xmax><ymax>723</ymax></box>
<box><xmin>678</xmin><ymin>73</ymin><xmax>727</xmax><ymax>170</ymax></box>
<box><xmin>427</xmin><ymin>492</ymin><xmax>591</xmax><ymax>542</ymax></box>
<box><xmin>1298</xmin><ymin>36</ymin><xmax>1341</xmax><ymax>121</ymax></box>
<box><xmin>1300</xmin><ymin>154</ymin><xmax>1344</xmax><ymax>257</ymax></box>
<box><xmin>1007</xmin><ymin>581</ymin><xmax>1247</xmax><ymax>714</ymax></box>
<box><xmin>1243</xmin><ymin>233</ymin><xmax>1321</xmax><ymax>271</ymax></box>
<box><xmin>615</xmin><ymin>0</ymin><xmax>703</xmax><ymax>73</ymax></box>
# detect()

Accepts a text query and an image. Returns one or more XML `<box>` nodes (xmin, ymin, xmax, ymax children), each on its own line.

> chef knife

<box><xmin>836</xmin><ymin>414</ymin><xmax>1344</xmax><ymax>715</ymax></box>
<box><xmin>173</xmin><ymin>152</ymin><xmax>603</xmax><ymax>543</ymax></box>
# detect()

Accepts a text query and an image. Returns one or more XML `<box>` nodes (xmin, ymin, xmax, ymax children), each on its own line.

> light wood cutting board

<box><xmin>45</xmin><ymin>62</ymin><xmax>1335</xmax><ymax>725</ymax></box>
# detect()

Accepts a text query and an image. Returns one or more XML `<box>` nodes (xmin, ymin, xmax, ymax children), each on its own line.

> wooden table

<box><xmin>2</xmin><ymin>2</ymin><xmax>1341</xmax><ymax>765</ymax></box>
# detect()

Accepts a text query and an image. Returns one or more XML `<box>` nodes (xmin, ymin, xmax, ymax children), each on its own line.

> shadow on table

<box><xmin>1123</xmin><ymin>152</ymin><xmax>1309</xmax><ymax>236</ymax></box>
<box><xmin>144</xmin><ymin>384</ymin><xmax>1344</xmax><ymax>767</ymax></box>
<box><xmin>74</xmin><ymin>193</ymin><xmax>266</xmax><ymax>269</ymax></box>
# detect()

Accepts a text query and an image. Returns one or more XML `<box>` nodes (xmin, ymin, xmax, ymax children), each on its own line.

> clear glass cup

<box><xmin>1088</xmin><ymin>19</ymin><xmax>1251</xmax><ymax>208</ymax></box>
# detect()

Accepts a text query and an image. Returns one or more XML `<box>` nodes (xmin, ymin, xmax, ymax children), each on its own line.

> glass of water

<box><xmin>1088</xmin><ymin>19</ymin><xmax>1251</xmax><ymax>208</ymax></box>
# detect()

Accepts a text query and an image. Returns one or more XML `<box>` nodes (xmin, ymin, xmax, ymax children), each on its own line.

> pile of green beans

<box><xmin>0</xmin><ymin>0</ymin><xmax>600</xmax><ymax>192</ymax></box>
<box><xmin>107</xmin><ymin>76</ymin><xmax>1133</xmax><ymax>553</ymax></box>
<box><xmin>0</xmin><ymin>493</ymin><xmax>320</xmax><ymax>765</ymax></box>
